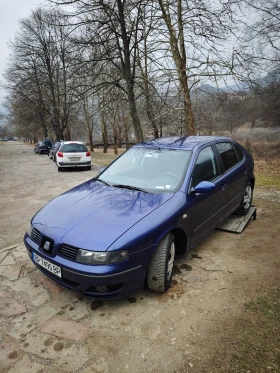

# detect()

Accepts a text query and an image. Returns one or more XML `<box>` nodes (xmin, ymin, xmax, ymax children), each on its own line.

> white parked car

<box><xmin>56</xmin><ymin>141</ymin><xmax>91</xmax><ymax>171</ymax></box>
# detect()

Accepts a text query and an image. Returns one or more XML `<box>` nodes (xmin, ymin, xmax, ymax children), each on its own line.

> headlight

<box><xmin>76</xmin><ymin>249</ymin><xmax>128</xmax><ymax>265</ymax></box>
<box><xmin>27</xmin><ymin>223</ymin><xmax>33</xmax><ymax>237</ymax></box>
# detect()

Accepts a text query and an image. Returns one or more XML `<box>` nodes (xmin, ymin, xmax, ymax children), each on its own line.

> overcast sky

<box><xmin>0</xmin><ymin>0</ymin><xmax>44</xmax><ymax>101</ymax></box>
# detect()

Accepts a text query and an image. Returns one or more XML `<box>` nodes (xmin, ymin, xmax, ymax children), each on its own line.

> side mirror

<box><xmin>99</xmin><ymin>167</ymin><xmax>105</xmax><ymax>174</ymax></box>
<box><xmin>192</xmin><ymin>181</ymin><xmax>216</xmax><ymax>194</ymax></box>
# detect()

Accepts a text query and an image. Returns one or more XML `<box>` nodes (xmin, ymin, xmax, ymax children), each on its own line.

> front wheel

<box><xmin>147</xmin><ymin>233</ymin><xmax>175</xmax><ymax>293</ymax></box>
<box><xmin>238</xmin><ymin>182</ymin><xmax>253</xmax><ymax>215</ymax></box>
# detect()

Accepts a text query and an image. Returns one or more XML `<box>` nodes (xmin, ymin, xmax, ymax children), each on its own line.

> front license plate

<box><xmin>33</xmin><ymin>252</ymin><xmax>61</xmax><ymax>278</ymax></box>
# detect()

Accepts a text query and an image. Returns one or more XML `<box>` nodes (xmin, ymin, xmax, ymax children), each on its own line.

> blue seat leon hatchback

<box><xmin>24</xmin><ymin>136</ymin><xmax>255</xmax><ymax>299</ymax></box>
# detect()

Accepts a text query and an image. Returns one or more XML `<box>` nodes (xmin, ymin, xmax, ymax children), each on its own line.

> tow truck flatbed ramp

<box><xmin>216</xmin><ymin>206</ymin><xmax>256</xmax><ymax>234</ymax></box>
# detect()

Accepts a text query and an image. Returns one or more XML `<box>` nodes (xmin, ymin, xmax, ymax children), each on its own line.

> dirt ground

<box><xmin>0</xmin><ymin>142</ymin><xmax>279</xmax><ymax>373</ymax></box>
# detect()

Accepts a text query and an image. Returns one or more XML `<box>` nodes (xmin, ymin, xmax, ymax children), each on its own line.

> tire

<box><xmin>147</xmin><ymin>233</ymin><xmax>175</xmax><ymax>293</ymax></box>
<box><xmin>86</xmin><ymin>165</ymin><xmax>91</xmax><ymax>171</ymax></box>
<box><xmin>238</xmin><ymin>182</ymin><xmax>253</xmax><ymax>215</ymax></box>
<box><xmin>57</xmin><ymin>165</ymin><xmax>63</xmax><ymax>172</ymax></box>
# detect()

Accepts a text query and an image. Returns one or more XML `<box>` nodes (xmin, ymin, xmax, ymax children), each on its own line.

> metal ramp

<box><xmin>216</xmin><ymin>207</ymin><xmax>256</xmax><ymax>234</ymax></box>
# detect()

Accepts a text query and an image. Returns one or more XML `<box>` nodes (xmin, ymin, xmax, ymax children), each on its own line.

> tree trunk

<box><xmin>88</xmin><ymin>132</ymin><xmax>94</xmax><ymax>151</ymax></box>
<box><xmin>102</xmin><ymin>129</ymin><xmax>108</xmax><ymax>153</ymax></box>
<box><xmin>117</xmin><ymin>127</ymin><xmax>122</xmax><ymax>148</ymax></box>
<box><xmin>64</xmin><ymin>127</ymin><xmax>71</xmax><ymax>141</ymax></box>
<box><xmin>98</xmin><ymin>95</ymin><xmax>108</xmax><ymax>153</ymax></box>
<box><xmin>83</xmin><ymin>99</ymin><xmax>94</xmax><ymax>151</ymax></box>
<box><xmin>180</xmin><ymin>70</ymin><xmax>195</xmax><ymax>136</ymax></box>
<box><xmin>101</xmin><ymin>114</ymin><xmax>108</xmax><ymax>154</ymax></box>
<box><xmin>159</xmin><ymin>119</ymin><xmax>163</xmax><ymax>137</ymax></box>
<box><xmin>146</xmin><ymin>96</ymin><xmax>159</xmax><ymax>138</ymax></box>
<box><xmin>158</xmin><ymin>0</ymin><xmax>196</xmax><ymax>136</ymax></box>
<box><xmin>125</xmin><ymin>130</ymin><xmax>130</xmax><ymax>150</ymax></box>
<box><xmin>116</xmin><ymin>0</ymin><xmax>144</xmax><ymax>143</ymax></box>
<box><xmin>125</xmin><ymin>75</ymin><xmax>144</xmax><ymax>143</ymax></box>
<box><xmin>139</xmin><ymin>16</ymin><xmax>159</xmax><ymax>139</ymax></box>
<box><xmin>113</xmin><ymin>128</ymin><xmax>118</xmax><ymax>155</ymax></box>
<box><xmin>52</xmin><ymin>119</ymin><xmax>64</xmax><ymax>141</ymax></box>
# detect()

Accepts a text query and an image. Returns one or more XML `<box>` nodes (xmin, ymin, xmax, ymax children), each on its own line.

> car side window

<box><xmin>191</xmin><ymin>146</ymin><xmax>219</xmax><ymax>188</ymax></box>
<box><xmin>233</xmin><ymin>144</ymin><xmax>244</xmax><ymax>162</ymax></box>
<box><xmin>216</xmin><ymin>142</ymin><xmax>239</xmax><ymax>172</ymax></box>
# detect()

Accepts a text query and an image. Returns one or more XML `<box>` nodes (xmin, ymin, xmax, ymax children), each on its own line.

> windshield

<box><xmin>98</xmin><ymin>147</ymin><xmax>191</xmax><ymax>193</ymax></box>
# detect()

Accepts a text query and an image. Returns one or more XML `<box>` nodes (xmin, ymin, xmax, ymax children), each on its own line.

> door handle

<box><xmin>220</xmin><ymin>183</ymin><xmax>227</xmax><ymax>190</ymax></box>
<box><xmin>243</xmin><ymin>168</ymin><xmax>248</xmax><ymax>174</ymax></box>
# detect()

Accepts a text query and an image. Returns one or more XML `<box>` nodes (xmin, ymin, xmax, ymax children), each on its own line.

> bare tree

<box><xmin>4</xmin><ymin>8</ymin><xmax>78</xmax><ymax>141</ymax></box>
<box><xmin>156</xmin><ymin>0</ymin><xmax>242</xmax><ymax>135</ymax></box>
<box><xmin>50</xmin><ymin>0</ymin><xmax>149</xmax><ymax>142</ymax></box>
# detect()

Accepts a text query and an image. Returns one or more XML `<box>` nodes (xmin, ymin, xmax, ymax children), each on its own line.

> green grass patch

<box><xmin>256</xmin><ymin>174</ymin><xmax>280</xmax><ymax>189</ymax></box>
<box><xmin>229</xmin><ymin>291</ymin><xmax>280</xmax><ymax>372</ymax></box>
<box><xmin>246</xmin><ymin>296</ymin><xmax>280</xmax><ymax>320</ymax></box>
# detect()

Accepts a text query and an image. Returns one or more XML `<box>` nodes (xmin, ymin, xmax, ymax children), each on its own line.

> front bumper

<box><xmin>24</xmin><ymin>234</ymin><xmax>152</xmax><ymax>299</ymax></box>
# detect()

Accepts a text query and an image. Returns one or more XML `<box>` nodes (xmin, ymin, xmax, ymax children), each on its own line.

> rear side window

<box><xmin>191</xmin><ymin>146</ymin><xmax>219</xmax><ymax>188</ymax></box>
<box><xmin>233</xmin><ymin>144</ymin><xmax>244</xmax><ymax>162</ymax></box>
<box><xmin>216</xmin><ymin>142</ymin><xmax>239</xmax><ymax>171</ymax></box>
<box><xmin>60</xmin><ymin>144</ymin><xmax>87</xmax><ymax>153</ymax></box>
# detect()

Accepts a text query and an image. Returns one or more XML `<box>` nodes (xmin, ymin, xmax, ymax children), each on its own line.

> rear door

<box><xmin>187</xmin><ymin>145</ymin><xmax>228</xmax><ymax>245</ymax></box>
<box><xmin>214</xmin><ymin>142</ymin><xmax>247</xmax><ymax>212</ymax></box>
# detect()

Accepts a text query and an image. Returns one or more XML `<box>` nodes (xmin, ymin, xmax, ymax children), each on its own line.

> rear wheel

<box><xmin>57</xmin><ymin>165</ymin><xmax>63</xmax><ymax>172</ymax></box>
<box><xmin>147</xmin><ymin>233</ymin><xmax>175</xmax><ymax>293</ymax></box>
<box><xmin>238</xmin><ymin>182</ymin><xmax>253</xmax><ymax>215</ymax></box>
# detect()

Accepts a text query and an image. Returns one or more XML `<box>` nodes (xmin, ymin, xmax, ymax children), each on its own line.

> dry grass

<box><xmin>228</xmin><ymin>289</ymin><xmax>280</xmax><ymax>373</ymax></box>
<box><xmin>91</xmin><ymin>147</ymin><xmax>126</xmax><ymax>167</ymax></box>
<box><xmin>255</xmin><ymin>158</ymin><xmax>280</xmax><ymax>189</ymax></box>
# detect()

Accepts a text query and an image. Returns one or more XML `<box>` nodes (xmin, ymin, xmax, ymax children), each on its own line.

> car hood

<box><xmin>32</xmin><ymin>179</ymin><xmax>174</xmax><ymax>251</ymax></box>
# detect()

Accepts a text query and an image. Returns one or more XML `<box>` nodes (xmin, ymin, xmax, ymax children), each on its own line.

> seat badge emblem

<box><xmin>43</xmin><ymin>241</ymin><xmax>51</xmax><ymax>251</ymax></box>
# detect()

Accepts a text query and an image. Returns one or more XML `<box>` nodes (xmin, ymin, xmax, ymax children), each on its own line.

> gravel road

<box><xmin>0</xmin><ymin>142</ymin><xmax>279</xmax><ymax>373</ymax></box>
<box><xmin>0</xmin><ymin>142</ymin><xmax>99</xmax><ymax>249</ymax></box>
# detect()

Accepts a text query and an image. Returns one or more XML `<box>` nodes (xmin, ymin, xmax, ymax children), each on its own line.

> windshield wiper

<box><xmin>112</xmin><ymin>184</ymin><xmax>148</xmax><ymax>193</ymax></box>
<box><xmin>93</xmin><ymin>178</ymin><xmax>111</xmax><ymax>186</ymax></box>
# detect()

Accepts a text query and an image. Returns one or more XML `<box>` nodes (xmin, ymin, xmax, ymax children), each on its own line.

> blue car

<box><xmin>24</xmin><ymin>136</ymin><xmax>254</xmax><ymax>299</ymax></box>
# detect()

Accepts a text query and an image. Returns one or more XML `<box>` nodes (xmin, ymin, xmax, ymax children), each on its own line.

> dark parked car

<box><xmin>34</xmin><ymin>140</ymin><xmax>52</xmax><ymax>155</ymax></box>
<box><xmin>24</xmin><ymin>136</ymin><xmax>254</xmax><ymax>299</ymax></box>
<box><xmin>49</xmin><ymin>141</ymin><xmax>62</xmax><ymax>161</ymax></box>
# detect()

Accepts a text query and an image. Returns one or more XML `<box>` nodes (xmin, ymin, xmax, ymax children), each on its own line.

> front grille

<box><xmin>31</xmin><ymin>227</ymin><xmax>41</xmax><ymax>244</ymax></box>
<box><xmin>58</xmin><ymin>244</ymin><xmax>79</xmax><ymax>261</ymax></box>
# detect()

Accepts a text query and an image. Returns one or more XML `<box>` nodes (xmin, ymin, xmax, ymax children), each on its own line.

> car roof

<box><xmin>60</xmin><ymin>141</ymin><xmax>85</xmax><ymax>145</ymax></box>
<box><xmin>134</xmin><ymin>136</ymin><xmax>234</xmax><ymax>151</ymax></box>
